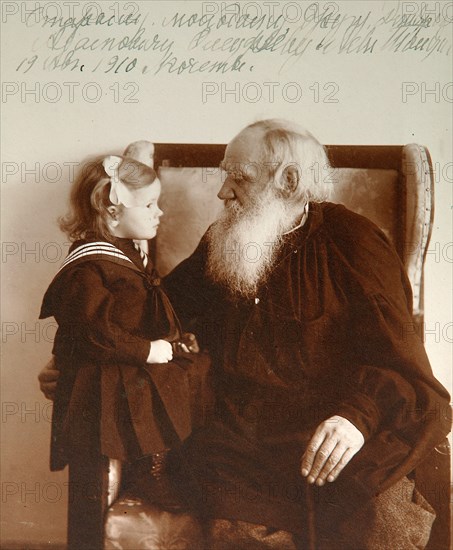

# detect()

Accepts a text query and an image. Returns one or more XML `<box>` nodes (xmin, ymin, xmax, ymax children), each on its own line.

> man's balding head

<box><xmin>240</xmin><ymin>119</ymin><xmax>332</xmax><ymax>203</ymax></box>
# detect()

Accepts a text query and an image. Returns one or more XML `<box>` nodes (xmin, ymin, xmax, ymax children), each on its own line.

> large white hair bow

<box><xmin>103</xmin><ymin>155</ymin><xmax>159</xmax><ymax>208</ymax></box>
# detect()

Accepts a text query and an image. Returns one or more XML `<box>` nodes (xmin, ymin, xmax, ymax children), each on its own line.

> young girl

<box><xmin>39</xmin><ymin>152</ymin><xmax>204</xmax><ymax>515</ymax></box>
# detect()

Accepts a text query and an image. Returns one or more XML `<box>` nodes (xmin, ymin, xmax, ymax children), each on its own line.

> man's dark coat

<box><xmin>164</xmin><ymin>202</ymin><xmax>451</xmax><ymax>534</ymax></box>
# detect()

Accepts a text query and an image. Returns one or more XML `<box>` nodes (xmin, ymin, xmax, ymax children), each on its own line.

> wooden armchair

<box><xmin>67</xmin><ymin>143</ymin><xmax>450</xmax><ymax>549</ymax></box>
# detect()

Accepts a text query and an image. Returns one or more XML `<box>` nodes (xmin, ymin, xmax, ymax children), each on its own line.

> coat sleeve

<box><xmin>45</xmin><ymin>264</ymin><xmax>151</xmax><ymax>365</ymax></box>
<box><xmin>334</xmin><ymin>289</ymin><xmax>451</xmax><ymax>446</ymax></box>
<box><xmin>325</xmin><ymin>207</ymin><xmax>451</xmax><ymax>447</ymax></box>
<box><xmin>163</xmin><ymin>234</ymin><xmax>220</xmax><ymax>326</ymax></box>
<box><xmin>318</xmin><ymin>206</ymin><xmax>451</xmax><ymax>499</ymax></box>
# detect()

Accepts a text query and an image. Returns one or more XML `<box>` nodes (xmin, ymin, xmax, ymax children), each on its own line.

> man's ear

<box><xmin>281</xmin><ymin>164</ymin><xmax>300</xmax><ymax>195</ymax></box>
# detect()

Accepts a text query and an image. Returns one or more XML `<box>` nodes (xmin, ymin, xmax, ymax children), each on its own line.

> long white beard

<box><xmin>206</xmin><ymin>190</ymin><xmax>299</xmax><ymax>298</ymax></box>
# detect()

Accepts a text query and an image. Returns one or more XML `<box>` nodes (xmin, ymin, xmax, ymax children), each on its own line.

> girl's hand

<box><xmin>147</xmin><ymin>339</ymin><xmax>173</xmax><ymax>363</ymax></box>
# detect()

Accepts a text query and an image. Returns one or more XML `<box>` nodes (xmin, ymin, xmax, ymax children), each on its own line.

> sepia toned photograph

<box><xmin>1</xmin><ymin>1</ymin><xmax>452</xmax><ymax>548</ymax></box>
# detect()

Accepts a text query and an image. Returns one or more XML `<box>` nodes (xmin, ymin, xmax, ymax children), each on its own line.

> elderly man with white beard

<box><xmin>162</xmin><ymin>119</ymin><xmax>450</xmax><ymax>549</ymax></box>
<box><xmin>39</xmin><ymin>120</ymin><xmax>450</xmax><ymax>549</ymax></box>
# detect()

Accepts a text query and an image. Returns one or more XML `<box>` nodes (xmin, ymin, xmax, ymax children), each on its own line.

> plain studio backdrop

<box><xmin>1</xmin><ymin>1</ymin><xmax>452</xmax><ymax>546</ymax></box>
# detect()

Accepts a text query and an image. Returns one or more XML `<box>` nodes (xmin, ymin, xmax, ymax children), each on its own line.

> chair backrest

<box><xmin>152</xmin><ymin>143</ymin><xmax>434</xmax><ymax>326</ymax></box>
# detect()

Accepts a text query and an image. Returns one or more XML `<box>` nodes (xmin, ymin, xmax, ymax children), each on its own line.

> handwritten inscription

<box><xmin>8</xmin><ymin>2</ymin><xmax>453</xmax><ymax>76</ymax></box>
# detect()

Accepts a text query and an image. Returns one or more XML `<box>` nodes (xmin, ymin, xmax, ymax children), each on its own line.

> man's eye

<box><xmin>230</xmin><ymin>173</ymin><xmax>243</xmax><ymax>183</ymax></box>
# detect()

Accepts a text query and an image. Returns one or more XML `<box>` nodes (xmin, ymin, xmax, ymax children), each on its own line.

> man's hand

<box><xmin>173</xmin><ymin>333</ymin><xmax>200</xmax><ymax>354</ymax></box>
<box><xmin>300</xmin><ymin>415</ymin><xmax>364</xmax><ymax>486</ymax></box>
<box><xmin>38</xmin><ymin>357</ymin><xmax>60</xmax><ymax>400</ymax></box>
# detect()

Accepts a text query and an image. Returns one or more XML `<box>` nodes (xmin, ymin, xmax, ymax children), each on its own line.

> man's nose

<box><xmin>217</xmin><ymin>180</ymin><xmax>236</xmax><ymax>200</ymax></box>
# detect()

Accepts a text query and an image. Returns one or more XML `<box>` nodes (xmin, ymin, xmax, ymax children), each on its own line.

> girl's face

<box><xmin>110</xmin><ymin>182</ymin><xmax>163</xmax><ymax>240</ymax></box>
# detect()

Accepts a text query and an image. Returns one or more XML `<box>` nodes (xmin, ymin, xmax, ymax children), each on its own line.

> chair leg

<box><xmin>67</xmin><ymin>454</ymin><xmax>109</xmax><ymax>550</ymax></box>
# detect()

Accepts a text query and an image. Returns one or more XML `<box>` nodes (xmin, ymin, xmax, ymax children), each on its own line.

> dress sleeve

<box><xmin>50</xmin><ymin>264</ymin><xmax>150</xmax><ymax>365</ymax></box>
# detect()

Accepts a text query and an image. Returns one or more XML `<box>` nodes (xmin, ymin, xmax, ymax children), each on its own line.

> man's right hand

<box><xmin>38</xmin><ymin>357</ymin><xmax>59</xmax><ymax>400</ymax></box>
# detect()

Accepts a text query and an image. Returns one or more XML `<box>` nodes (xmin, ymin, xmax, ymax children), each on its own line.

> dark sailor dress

<box><xmin>39</xmin><ymin>237</ymin><xmax>212</xmax><ymax>471</ymax></box>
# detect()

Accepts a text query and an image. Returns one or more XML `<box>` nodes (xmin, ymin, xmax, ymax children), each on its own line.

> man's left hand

<box><xmin>300</xmin><ymin>415</ymin><xmax>364</xmax><ymax>486</ymax></box>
